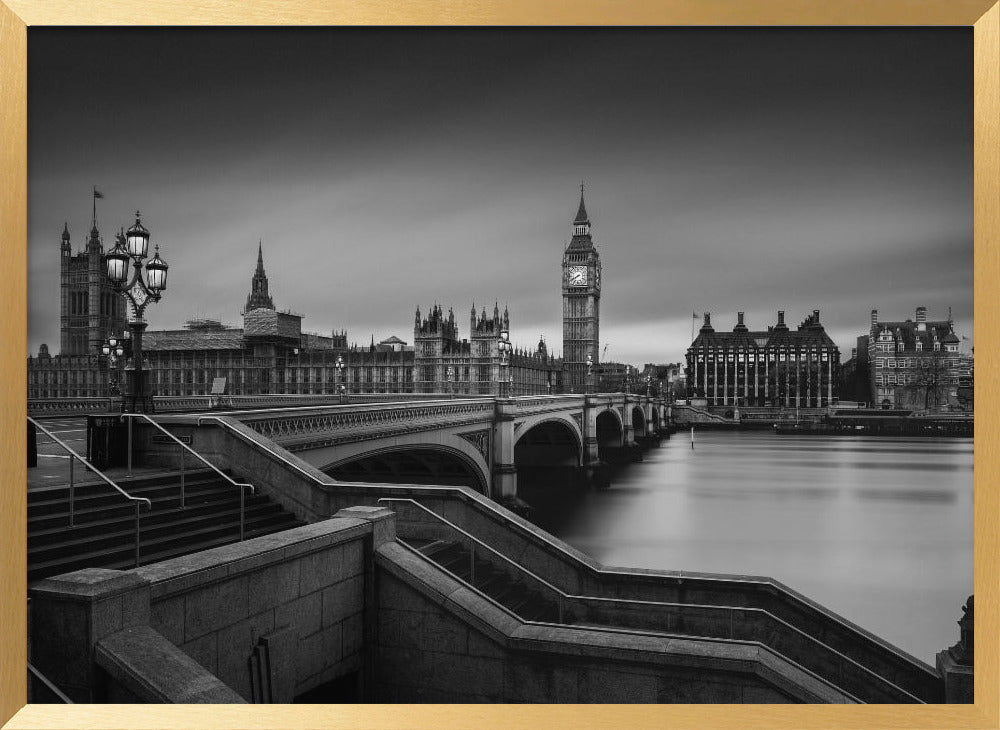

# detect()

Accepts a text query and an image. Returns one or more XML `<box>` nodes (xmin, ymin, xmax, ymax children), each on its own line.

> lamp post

<box><xmin>646</xmin><ymin>373</ymin><xmax>652</xmax><ymax>398</ymax></box>
<box><xmin>335</xmin><ymin>354</ymin><xmax>346</xmax><ymax>403</ymax></box>
<box><xmin>105</xmin><ymin>212</ymin><xmax>168</xmax><ymax>413</ymax></box>
<box><xmin>624</xmin><ymin>365</ymin><xmax>631</xmax><ymax>395</ymax></box>
<box><xmin>498</xmin><ymin>328</ymin><xmax>512</xmax><ymax>398</ymax></box>
<box><xmin>586</xmin><ymin>352</ymin><xmax>594</xmax><ymax>394</ymax></box>
<box><xmin>100</xmin><ymin>335</ymin><xmax>126</xmax><ymax>411</ymax></box>
<box><xmin>447</xmin><ymin>365</ymin><xmax>455</xmax><ymax>399</ymax></box>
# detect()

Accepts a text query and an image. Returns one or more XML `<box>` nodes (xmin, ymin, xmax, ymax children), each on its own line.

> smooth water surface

<box><xmin>543</xmin><ymin>431</ymin><xmax>974</xmax><ymax>664</ymax></box>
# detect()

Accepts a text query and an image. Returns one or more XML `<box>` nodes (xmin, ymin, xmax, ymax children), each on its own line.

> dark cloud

<box><xmin>28</xmin><ymin>28</ymin><xmax>972</xmax><ymax>364</ymax></box>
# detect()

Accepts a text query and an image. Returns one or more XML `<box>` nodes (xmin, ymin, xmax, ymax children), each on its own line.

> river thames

<box><xmin>541</xmin><ymin>430</ymin><xmax>974</xmax><ymax>665</ymax></box>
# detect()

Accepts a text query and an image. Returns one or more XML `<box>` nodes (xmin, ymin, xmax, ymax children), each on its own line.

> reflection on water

<box><xmin>538</xmin><ymin>431</ymin><xmax>973</xmax><ymax>664</ymax></box>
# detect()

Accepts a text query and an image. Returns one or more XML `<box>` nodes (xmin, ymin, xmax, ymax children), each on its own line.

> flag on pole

<box><xmin>92</xmin><ymin>186</ymin><xmax>104</xmax><ymax>227</ymax></box>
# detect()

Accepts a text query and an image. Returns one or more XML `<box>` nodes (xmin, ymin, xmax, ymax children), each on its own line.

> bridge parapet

<box><xmin>230</xmin><ymin>399</ymin><xmax>497</xmax><ymax>450</ymax></box>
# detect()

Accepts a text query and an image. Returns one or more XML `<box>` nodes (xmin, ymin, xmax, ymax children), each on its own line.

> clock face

<box><xmin>566</xmin><ymin>265</ymin><xmax>588</xmax><ymax>286</ymax></box>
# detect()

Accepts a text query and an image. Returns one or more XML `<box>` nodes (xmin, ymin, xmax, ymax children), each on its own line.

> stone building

<box><xmin>412</xmin><ymin>303</ymin><xmax>561</xmax><ymax>396</ymax></box>
<box><xmin>29</xmin><ymin>236</ymin><xmax>560</xmax><ymax>399</ymax></box>
<box><xmin>59</xmin><ymin>217</ymin><xmax>126</xmax><ymax>356</ymax></box>
<box><xmin>561</xmin><ymin>190</ymin><xmax>602</xmax><ymax>393</ymax></box>
<box><xmin>867</xmin><ymin>307</ymin><xmax>973</xmax><ymax>411</ymax></box>
<box><xmin>685</xmin><ymin>310</ymin><xmax>840</xmax><ymax>408</ymax></box>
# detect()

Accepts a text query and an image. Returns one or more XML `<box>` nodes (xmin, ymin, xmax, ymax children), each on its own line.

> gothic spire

<box><xmin>245</xmin><ymin>241</ymin><xmax>275</xmax><ymax>312</ymax></box>
<box><xmin>574</xmin><ymin>183</ymin><xmax>589</xmax><ymax>225</ymax></box>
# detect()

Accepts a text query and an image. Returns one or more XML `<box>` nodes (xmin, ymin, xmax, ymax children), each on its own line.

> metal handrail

<box><xmin>386</xmin><ymin>539</ymin><xmax>861</xmax><ymax>704</ymax></box>
<box><xmin>28</xmin><ymin>416</ymin><xmax>151</xmax><ymax>567</ymax></box>
<box><xmin>27</xmin><ymin>661</ymin><xmax>73</xmax><ymax>703</ymax></box>
<box><xmin>380</xmin><ymin>496</ymin><xmax>922</xmax><ymax>704</ymax></box>
<box><xmin>121</xmin><ymin>413</ymin><xmax>254</xmax><ymax>541</ymax></box>
<box><xmin>194</xmin><ymin>412</ymin><xmax>935</xmax><ymax>688</ymax></box>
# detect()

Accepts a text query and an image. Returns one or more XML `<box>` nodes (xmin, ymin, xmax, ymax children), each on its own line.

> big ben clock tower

<box><xmin>562</xmin><ymin>187</ymin><xmax>602</xmax><ymax>392</ymax></box>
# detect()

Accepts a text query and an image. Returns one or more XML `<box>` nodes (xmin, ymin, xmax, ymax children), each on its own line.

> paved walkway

<box><xmin>28</xmin><ymin>415</ymin><xmax>182</xmax><ymax>493</ymax></box>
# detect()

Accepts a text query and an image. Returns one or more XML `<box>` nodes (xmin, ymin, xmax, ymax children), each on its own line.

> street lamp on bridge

<box><xmin>585</xmin><ymin>352</ymin><xmax>594</xmax><ymax>394</ymax></box>
<box><xmin>498</xmin><ymin>327</ymin><xmax>512</xmax><ymax>398</ymax></box>
<box><xmin>105</xmin><ymin>212</ymin><xmax>168</xmax><ymax>413</ymax></box>
<box><xmin>335</xmin><ymin>354</ymin><xmax>346</xmax><ymax>403</ymax></box>
<box><xmin>447</xmin><ymin>365</ymin><xmax>455</xmax><ymax>399</ymax></box>
<box><xmin>99</xmin><ymin>334</ymin><xmax>126</xmax><ymax>410</ymax></box>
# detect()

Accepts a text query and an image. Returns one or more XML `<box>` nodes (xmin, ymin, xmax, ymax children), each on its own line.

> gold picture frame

<box><xmin>1</xmin><ymin>2</ymin><xmax>997</xmax><ymax>728</ymax></box>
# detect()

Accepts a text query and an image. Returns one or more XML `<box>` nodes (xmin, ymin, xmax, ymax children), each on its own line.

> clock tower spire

<box><xmin>561</xmin><ymin>185</ymin><xmax>602</xmax><ymax>393</ymax></box>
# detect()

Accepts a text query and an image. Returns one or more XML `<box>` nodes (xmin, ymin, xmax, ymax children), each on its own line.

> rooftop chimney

<box><xmin>813</xmin><ymin>309</ymin><xmax>820</xmax><ymax>321</ymax></box>
<box><xmin>778</xmin><ymin>310</ymin><xmax>785</xmax><ymax>326</ymax></box>
<box><xmin>916</xmin><ymin>305</ymin><xmax>927</xmax><ymax>331</ymax></box>
<box><xmin>871</xmin><ymin>309</ymin><xmax>879</xmax><ymax>329</ymax></box>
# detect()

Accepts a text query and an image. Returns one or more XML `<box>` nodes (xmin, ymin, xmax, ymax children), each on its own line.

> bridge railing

<box><xmin>378</xmin><ymin>497</ymin><xmax>925</xmax><ymax>703</ymax></box>
<box><xmin>121</xmin><ymin>414</ymin><xmax>255</xmax><ymax>541</ymax></box>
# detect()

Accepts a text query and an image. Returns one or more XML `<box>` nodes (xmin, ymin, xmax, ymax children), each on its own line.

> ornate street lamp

<box><xmin>586</xmin><ymin>352</ymin><xmax>594</xmax><ymax>394</ymax></box>
<box><xmin>447</xmin><ymin>365</ymin><xmax>455</xmax><ymax>399</ymax></box>
<box><xmin>100</xmin><ymin>334</ymin><xmax>126</xmax><ymax>409</ymax></box>
<box><xmin>335</xmin><ymin>354</ymin><xmax>346</xmax><ymax>402</ymax></box>
<box><xmin>498</xmin><ymin>328</ymin><xmax>512</xmax><ymax>398</ymax></box>
<box><xmin>105</xmin><ymin>212</ymin><xmax>168</xmax><ymax>413</ymax></box>
<box><xmin>646</xmin><ymin>373</ymin><xmax>652</xmax><ymax>398</ymax></box>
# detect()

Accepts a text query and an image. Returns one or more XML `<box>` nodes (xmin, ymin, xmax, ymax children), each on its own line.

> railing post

<box><xmin>134</xmin><ymin>500</ymin><xmax>141</xmax><ymax>568</ymax></box>
<box><xmin>179</xmin><ymin>444</ymin><xmax>186</xmax><ymax>509</ymax></box>
<box><xmin>558</xmin><ymin>596</ymin><xmax>564</xmax><ymax>624</ymax></box>
<box><xmin>469</xmin><ymin>542</ymin><xmax>476</xmax><ymax>585</ymax></box>
<box><xmin>126</xmin><ymin>416</ymin><xmax>133</xmax><ymax>478</ymax></box>
<box><xmin>239</xmin><ymin>485</ymin><xmax>245</xmax><ymax>542</ymax></box>
<box><xmin>68</xmin><ymin>456</ymin><xmax>75</xmax><ymax>528</ymax></box>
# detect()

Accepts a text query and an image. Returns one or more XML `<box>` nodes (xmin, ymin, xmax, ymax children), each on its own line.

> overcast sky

<box><xmin>27</xmin><ymin>28</ymin><xmax>973</xmax><ymax>365</ymax></box>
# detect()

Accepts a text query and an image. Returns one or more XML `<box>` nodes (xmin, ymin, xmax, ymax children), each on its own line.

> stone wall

<box><xmin>374</xmin><ymin>543</ymin><xmax>846</xmax><ymax>703</ymax></box>
<box><xmin>138</xmin><ymin>516</ymin><xmax>372</xmax><ymax>701</ymax></box>
<box><xmin>29</xmin><ymin>509</ymin><xmax>391</xmax><ymax>703</ymax></box>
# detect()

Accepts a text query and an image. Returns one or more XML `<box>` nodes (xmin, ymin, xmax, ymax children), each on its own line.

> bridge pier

<box><xmin>492</xmin><ymin>400</ymin><xmax>518</xmax><ymax>501</ymax></box>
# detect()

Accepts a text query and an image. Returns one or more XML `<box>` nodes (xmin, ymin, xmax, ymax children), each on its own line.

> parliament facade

<box><xmin>685</xmin><ymin>310</ymin><xmax>840</xmax><ymax>408</ymax></box>
<box><xmin>28</xmin><ymin>221</ymin><xmax>562</xmax><ymax>400</ymax></box>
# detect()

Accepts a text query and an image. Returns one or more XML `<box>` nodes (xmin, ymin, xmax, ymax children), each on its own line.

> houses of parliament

<box><xmin>28</xmin><ymin>192</ymin><xmax>608</xmax><ymax>400</ymax></box>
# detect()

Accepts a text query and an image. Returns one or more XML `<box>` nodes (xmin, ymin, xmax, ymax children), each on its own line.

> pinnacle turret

<box><xmin>245</xmin><ymin>242</ymin><xmax>275</xmax><ymax>312</ymax></box>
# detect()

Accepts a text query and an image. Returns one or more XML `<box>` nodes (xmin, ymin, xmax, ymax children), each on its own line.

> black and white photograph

<box><xmin>21</xmin><ymin>26</ymin><xmax>975</xmax><ymax>707</ymax></box>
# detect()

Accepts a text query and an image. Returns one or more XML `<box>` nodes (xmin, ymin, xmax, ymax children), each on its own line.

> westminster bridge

<box><xmin>29</xmin><ymin>392</ymin><xmax>671</xmax><ymax>503</ymax></box>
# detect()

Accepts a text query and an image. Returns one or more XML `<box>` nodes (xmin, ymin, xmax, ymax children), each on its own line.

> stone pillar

<box><xmin>333</xmin><ymin>505</ymin><xmax>396</xmax><ymax>702</ymax></box>
<box><xmin>936</xmin><ymin>595</ymin><xmax>974</xmax><ymax>703</ymax></box>
<box><xmin>582</xmin><ymin>395</ymin><xmax>610</xmax><ymax>488</ymax></box>
<box><xmin>492</xmin><ymin>399</ymin><xmax>517</xmax><ymax>500</ymax></box>
<box><xmin>30</xmin><ymin>568</ymin><xmax>151</xmax><ymax>702</ymax></box>
<box><xmin>622</xmin><ymin>402</ymin><xmax>636</xmax><ymax>448</ymax></box>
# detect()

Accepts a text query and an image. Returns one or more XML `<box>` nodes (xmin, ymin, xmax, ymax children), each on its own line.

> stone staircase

<box><xmin>399</xmin><ymin>535</ymin><xmax>938</xmax><ymax>703</ymax></box>
<box><xmin>403</xmin><ymin>538</ymin><xmax>561</xmax><ymax>623</ymax></box>
<box><xmin>28</xmin><ymin>469</ymin><xmax>304</xmax><ymax>583</ymax></box>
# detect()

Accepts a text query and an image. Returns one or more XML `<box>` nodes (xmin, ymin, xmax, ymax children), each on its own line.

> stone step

<box><xmin>28</xmin><ymin>511</ymin><xmax>302</xmax><ymax>583</ymax></box>
<box><xmin>28</xmin><ymin>495</ymin><xmax>282</xmax><ymax>549</ymax></box>
<box><xmin>28</xmin><ymin>501</ymin><xmax>289</xmax><ymax>563</ymax></box>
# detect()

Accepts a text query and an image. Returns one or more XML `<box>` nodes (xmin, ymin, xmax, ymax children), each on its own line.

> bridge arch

<box><xmin>631</xmin><ymin>406</ymin><xmax>647</xmax><ymax>437</ymax></box>
<box><xmin>321</xmin><ymin>443</ymin><xmax>489</xmax><ymax>495</ymax></box>
<box><xmin>316</xmin><ymin>431</ymin><xmax>490</xmax><ymax>496</ymax></box>
<box><xmin>650</xmin><ymin>406</ymin><xmax>661</xmax><ymax>432</ymax></box>
<box><xmin>513</xmin><ymin>416</ymin><xmax>584</xmax><ymax>468</ymax></box>
<box><xmin>595</xmin><ymin>407</ymin><xmax>624</xmax><ymax>451</ymax></box>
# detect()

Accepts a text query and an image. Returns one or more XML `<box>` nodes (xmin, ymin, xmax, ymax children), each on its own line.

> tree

<box><xmin>904</xmin><ymin>356</ymin><xmax>951</xmax><ymax>412</ymax></box>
